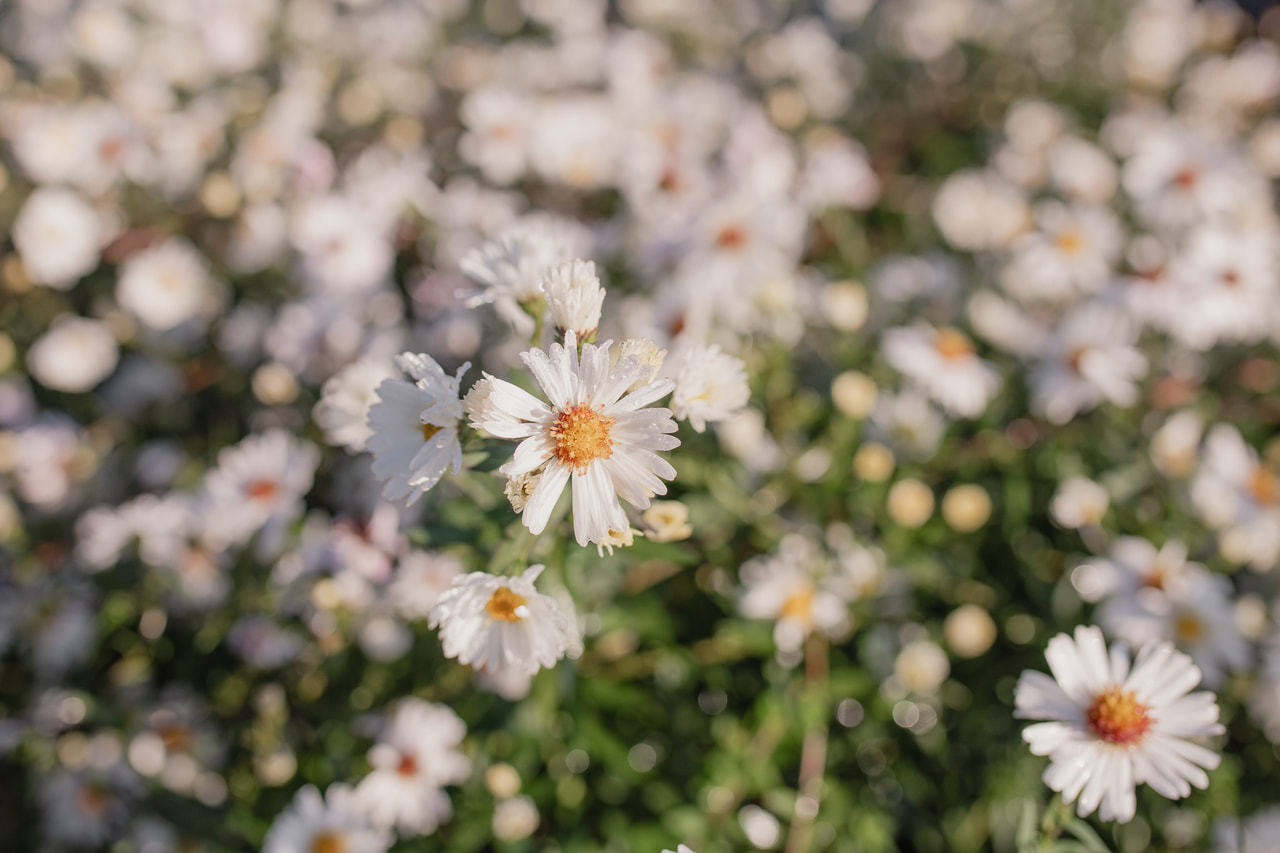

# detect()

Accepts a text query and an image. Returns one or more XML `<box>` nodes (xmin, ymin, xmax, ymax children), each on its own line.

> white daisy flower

<box><xmin>466</xmin><ymin>330</ymin><xmax>679</xmax><ymax>548</ymax></box>
<box><xmin>668</xmin><ymin>343</ymin><xmax>750</xmax><ymax>433</ymax></box>
<box><xmin>1072</xmin><ymin>537</ymin><xmax>1249</xmax><ymax>688</ymax></box>
<box><xmin>115</xmin><ymin>238</ymin><xmax>215</xmax><ymax>332</ymax></box>
<box><xmin>1014</xmin><ymin>625</ymin><xmax>1224</xmax><ymax>823</ymax></box>
<box><xmin>366</xmin><ymin>353</ymin><xmax>470</xmax><ymax>506</ymax></box>
<box><xmin>881</xmin><ymin>324</ymin><xmax>1002</xmax><ymax>419</ymax></box>
<box><xmin>200</xmin><ymin>429</ymin><xmax>320</xmax><ymax>552</ymax></box>
<box><xmin>263</xmin><ymin>784</ymin><xmax>391</xmax><ymax>853</ymax></box>
<box><xmin>428</xmin><ymin>565</ymin><xmax>582</xmax><ymax>678</ymax></box>
<box><xmin>353</xmin><ymin>699</ymin><xmax>470</xmax><ymax>836</ymax></box>
<box><xmin>312</xmin><ymin>357</ymin><xmax>398</xmax><ymax>453</ymax></box>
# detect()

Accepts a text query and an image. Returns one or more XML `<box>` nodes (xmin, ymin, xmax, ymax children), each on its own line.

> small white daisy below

<box><xmin>429</xmin><ymin>565</ymin><xmax>582</xmax><ymax>679</ymax></box>
<box><xmin>1014</xmin><ymin>625</ymin><xmax>1223</xmax><ymax>823</ymax></box>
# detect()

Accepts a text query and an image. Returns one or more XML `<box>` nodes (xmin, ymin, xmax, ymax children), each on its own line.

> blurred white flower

<box><xmin>353</xmin><ymin>699</ymin><xmax>470</xmax><ymax>836</ymax></box>
<box><xmin>1050</xmin><ymin>476</ymin><xmax>1109</xmax><ymax>529</ymax></box>
<box><xmin>263</xmin><ymin>784</ymin><xmax>391</xmax><ymax>853</ymax></box>
<box><xmin>12</xmin><ymin>187</ymin><xmax>103</xmax><ymax>289</ymax></box>
<box><xmin>313</xmin><ymin>357</ymin><xmax>398</xmax><ymax>453</ymax></box>
<box><xmin>200</xmin><ymin>429</ymin><xmax>320</xmax><ymax>552</ymax></box>
<box><xmin>1073</xmin><ymin>537</ymin><xmax>1249</xmax><ymax>687</ymax></box>
<box><xmin>1015</xmin><ymin>625</ymin><xmax>1223</xmax><ymax>822</ymax></box>
<box><xmin>1031</xmin><ymin>302</ymin><xmax>1147</xmax><ymax>425</ymax></box>
<box><xmin>428</xmin><ymin>565</ymin><xmax>582</xmax><ymax>678</ymax></box>
<box><xmin>881</xmin><ymin>324</ymin><xmax>1001</xmax><ymax>419</ymax></box>
<box><xmin>366</xmin><ymin>353</ymin><xmax>470</xmax><ymax>506</ymax></box>
<box><xmin>669</xmin><ymin>343</ymin><xmax>749</xmax><ymax>432</ymax></box>
<box><xmin>26</xmin><ymin>316</ymin><xmax>119</xmax><ymax>393</ymax></box>
<box><xmin>739</xmin><ymin>534</ymin><xmax>851</xmax><ymax>656</ymax></box>
<box><xmin>1213</xmin><ymin>806</ymin><xmax>1280</xmax><ymax>853</ymax></box>
<box><xmin>1191</xmin><ymin>424</ymin><xmax>1280</xmax><ymax>571</ymax></box>
<box><xmin>115</xmin><ymin>239</ymin><xmax>215</xmax><ymax>332</ymax></box>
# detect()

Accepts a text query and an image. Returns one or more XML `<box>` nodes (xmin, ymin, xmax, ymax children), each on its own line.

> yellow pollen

<box><xmin>421</xmin><ymin>423</ymin><xmax>442</xmax><ymax>442</ymax></box>
<box><xmin>485</xmin><ymin>586</ymin><xmax>528</xmax><ymax>622</ymax></box>
<box><xmin>1175</xmin><ymin>613</ymin><xmax>1205</xmax><ymax>643</ymax></box>
<box><xmin>934</xmin><ymin>327</ymin><xmax>975</xmax><ymax>361</ymax></box>
<box><xmin>1055</xmin><ymin>228</ymin><xmax>1085</xmax><ymax>254</ymax></box>
<box><xmin>1250</xmin><ymin>467</ymin><xmax>1278</xmax><ymax>505</ymax></box>
<box><xmin>310</xmin><ymin>832</ymin><xmax>348</xmax><ymax>853</ymax></box>
<box><xmin>1086</xmin><ymin>685</ymin><xmax>1151</xmax><ymax>745</ymax></box>
<box><xmin>549</xmin><ymin>404</ymin><xmax>615</xmax><ymax>471</ymax></box>
<box><xmin>779</xmin><ymin>585</ymin><xmax>815</xmax><ymax>624</ymax></box>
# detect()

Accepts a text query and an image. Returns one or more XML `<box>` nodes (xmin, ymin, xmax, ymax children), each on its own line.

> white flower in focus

<box><xmin>1050</xmin><ymin>476</ymin><xmax>1109</xmax><ymax>529</ymax></box>
<box><xmin>881</xmin><ymin>324</ymin><xmax>1001</xmax><ymax>419</ymax></box>
<box><xmin>26</xmin><ymin>316</ymin><xmax>119</xmax><ymax>393</ymax></box>
<box><xmin>1014</xmin><ymin>625</ymin><xmax>1223</xmax><ymax>822</ymax></box>
<box><xmin>467</xmin><ymin>330</ymin><xmax>680</xmax><ymax>548</ymax></box>
<box><xmin>669</xmin><ymin>344</ymin><xmax>749</xmax><ymax>433</ymax></box>
<box><xmin>13</xmin><ymin>187</ymin><xmax>103</xmax><ymax>289</ymax></box>
<box><xmin>115</xmin><ymin>239</ymin><xmax>214</xmax><ymax>331</ymax></box>
<box><xmin>353</xmin><ymin>699</ymin><xmax>470</xmax><ymax>836</ymax></box>
<box><xmin>428</xmin><ymin>565</ymin><xmax>582</xmax><ymax>678</ymax></box>
<box><xmin>366</xmin><ymin>353</ymin><xmax>470</xmax><ymax>506</ymax></box>
<box><xmin>543</xmin><ymin>259</ymin><xmax>605</xmax><ymax>338</ymax></box>
<box><xmin>312</xmin><ymin>357</ymin><xmax>398</xmax><ymax>453</ymax></box>
<box><xmin>263</xmin><ymin>784</ymin><xmax>391</xmax><ymax>853</ymax></box>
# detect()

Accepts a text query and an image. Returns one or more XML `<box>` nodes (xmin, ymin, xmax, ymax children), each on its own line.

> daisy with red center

<box><xmin>1014</xmin><ymin>625</ymin><xmax>1223</xmax><ymax>823</ymax></box>
<box><xmin>466</xmin><ymin>329</ymin><xmax>680</xmax><ymax>548</ymax></box>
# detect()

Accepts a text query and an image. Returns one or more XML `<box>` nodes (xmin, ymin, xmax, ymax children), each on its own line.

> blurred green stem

<box><xmin>785</xmin><ymin>633</ymin><xmax>829</xmax><ymax>853</ymax></box>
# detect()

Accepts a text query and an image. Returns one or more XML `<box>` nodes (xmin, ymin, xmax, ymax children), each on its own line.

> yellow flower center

<box><xmin>934</xmin><ymin>327</ymin><xmax>975</xmax><ymax>361</ymax></box>
<box><xmin>310</xmin><ymin>832</ymin><xmax>348</xmax><ymax>853</ymax></box>
<box><xmin>485</xmin><ymin>586</ymin><xmax>528</xmax><ymax>622</ymax></box>
<box><xmin>1175</xmin><ymin>613</ymin><xmax>1205</xmax><ymax>643</ymax></box>
<box><xmin>549</xmin><ymin>404</ymin><xmax>615</xmax><ymax>471</ymax></box>
<box><xmin>158</xmin><ymin>724</ymin><xmax>193</xmax><ymax>753</ymax></box>
<box><xmin>1086</xmin><ymin>685</ymin><xmax>1151</xmax><ymax>745</ymax></box>
<box><xmin>779</xmin><ymin>585</ymin><xmax>815</xmax><ymax>625</ymax></box>
<box><xmin>1250</xmin><ymin>467</ymin><xmax>1278</xmax><ymax>505</ymax></box>
<box><xmin>1055</xmin><ymin>228</ymin><xmax>1085</xmax><ymax>254</ymax></box>
<box><xmin>421</xmin><ymin>423</ymin><xmax>442</xmax><ymax>442</ymax></box>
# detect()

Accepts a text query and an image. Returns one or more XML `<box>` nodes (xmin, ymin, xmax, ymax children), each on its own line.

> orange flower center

<box><xmin>549</xmin><ymin>404</ymin><xmax>615</xmax><ymax>471</ymax></box>
<box><xmin>158</xmin><ymin>724</ymin><xmax>193</xmax><ymax>753</ymax></box>
<box><xmin>779</xmin><ymin>585</ymin><xmax>815</xmax><ymax>625</ymax></box>
<box><xmin>1175</xmin><ymin>613</ymin><xmax>1205</xmax><ymax>643</ymax></box>
<box><xmin>310</xmin><ymin>832</ymin><xmax>348</xmax><ymax>853</ymax></box>
<box><xmin>421</xmin><ymin>423</ymin><xmax>442</xmax><ymax>442</ymax></box>
<box><xmin>1086</xmin><ymin>685</ymin><xmax>1151</xmax><ymax>745</ymax></box>
<box><xmin>396</xmin><ymin>752</ymin><xmax>418</xmax><ymax>777</ymax></box>
<box><xmin>1250</xmin><ymin>467</ymin><xmax>1278</xmax><ymax>505</ymax></box>
<box><xmin>715</xmin><ymin>224</ymin><xmax>748</xmax><ymax>250</ymax></box>
<box><xmin>485</xmin><ymin>586</ymin><xmax>528</xmax><ymax>622</ymax></box>
<box><xmin>246</xmin><ymin>479</ymin><xmax>278</xmax><ymax>501</ymax></box>
<box><xmin>1054</xmin><ymin>228</ymin><xmax>1085</xmax><ymax>254</ymax></box>
<box><xmin>76</xmin><ymin>786</ymin><xmax>111</xmax><ymax>818</ymax></box>
<box><xmin>934</xmin><ymin>327</ymin><xmax>975</xmax><ymax>361</ymax></box>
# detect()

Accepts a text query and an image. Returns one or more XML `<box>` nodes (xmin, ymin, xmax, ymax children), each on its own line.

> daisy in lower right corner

<box><xmin>1014</xmin><ymin>625</ymin><xmax>1223</xmax><ymax>823</ymax></box>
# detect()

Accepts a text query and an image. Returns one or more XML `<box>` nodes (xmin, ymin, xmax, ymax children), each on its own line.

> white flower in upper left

<box><xmin>429</xmin><ymin>565</ymin><xmax>582</xmax><ymax>678</ymax></box>
<box><xmin>367</xmin><ymin>353</ymin><xmax>470</xmax><ymax>505</ymax></box>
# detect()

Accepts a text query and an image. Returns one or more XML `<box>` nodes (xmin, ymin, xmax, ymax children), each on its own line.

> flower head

<box><xmin>1014</xmin><ymin>625</ymin><xmax>1224</xmax><ymax>822</ymax></box>
<box><xmin>543</xmin><ymin>259</ymin><xmax>605</xmax><ymax>338</ymax></box>
<box><xmin>467</xmin><ymin>331</ymin><xmax>679</xmax><ymax>548</ymax></box>
<box><xmin>366</xmin><ymin>353</ymin><xmax>470</xmax><ymax>506</ymax></box>
<box><xmin>429</xmin><ymin>565</ymin><xmax>581</xmax><ymax>678</ymax></box>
